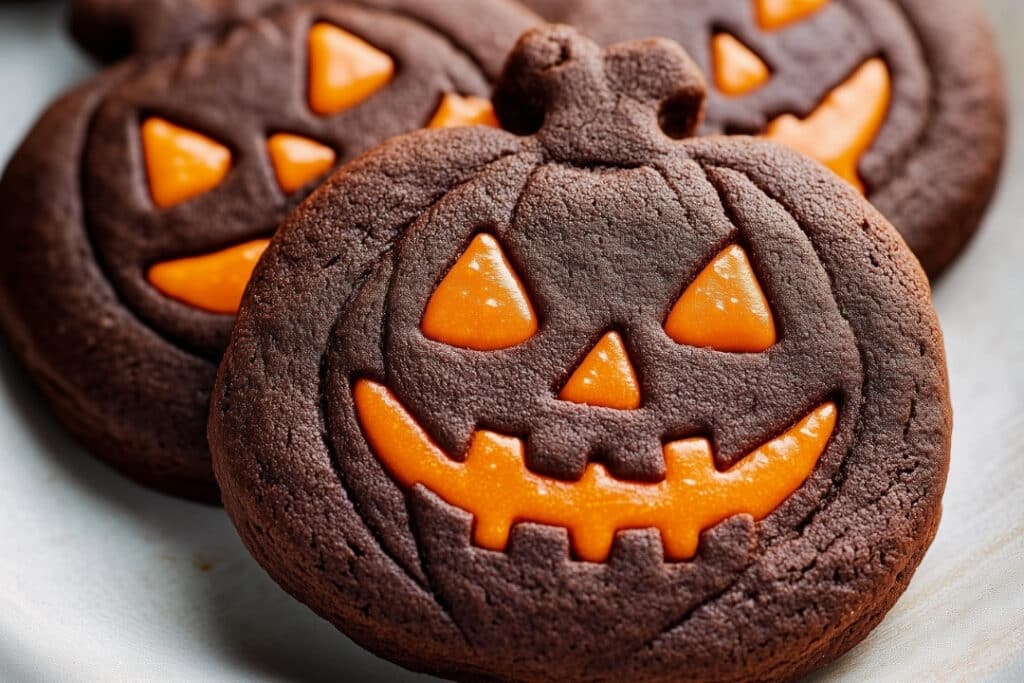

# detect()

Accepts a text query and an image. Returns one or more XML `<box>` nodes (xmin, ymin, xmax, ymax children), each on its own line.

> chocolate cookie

<box><xmin>519</xmin><ymin>0</ymin><xmax>1006</xmax><ymax>277</ymax></box>
<box><xmin>0</xmin><ymin>0</ymin><xmax>538</xmax><ymax>501</ymax></box>
<box><xmin>210</xmin><ymin>27</ymin><xmax>951</xmax><ymax>682</ymax></box>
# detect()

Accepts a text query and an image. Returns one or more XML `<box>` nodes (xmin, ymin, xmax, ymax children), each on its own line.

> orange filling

<box><xmin>712</xmin><ymin>34</ymin><xmax>770</xmax><ymax>96</ymax></box>
<box><xmin>763</xmin><ymin>58</ymin><xmax>891</xmax><ymax>193</ymax></box>
<box><xmin>141</xmin><ymin>118</ymin><xmax>231</xmax><ymax>209</ymax></box>
<box><xmin>308</xmin><ymin>23</ymin><xmax>395</xmax><ymax>116</ymax></box>
<box><xmin>559</xmin><ymin>332</ymin><xmax>641</xmax><ymax>410</ymax></box>
<box><xmin>267</xmin><ymin>133</ymin><xmax>336</xmax><ymax>193</ymax></box>
<box><xmin>422</xmin><ymin>234</ymin><xmax>538</xmax><ymax>350</ymax></box>
<box><xmin>755</xmin><ymin>0</ymin><xmax>829</xmax><ymax>30</ymax></box>
<box><xmin>354</xmin><ymin>380</ymin><xmax>836</xmax><ymax>562</ymax></box>
<box><xmin>147</xmin><ymin>239</ymin><xmax>269</xmax><ymax>315</ymax></box>
<box><xmin>665</xmin><ymin>245</ymin><xmax>777</xmax><ymax>352</ymax></box>
<box><xmin>428</xmin><ymin>94</ymin><xmax>500</xmax><ymax>129</ymax></box>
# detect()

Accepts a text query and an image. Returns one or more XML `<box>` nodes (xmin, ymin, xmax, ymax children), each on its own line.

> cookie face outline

<box><xmin>211</xmin><ymin>27</ymin><xmax>950</xmax><ymax>681</ymax></box>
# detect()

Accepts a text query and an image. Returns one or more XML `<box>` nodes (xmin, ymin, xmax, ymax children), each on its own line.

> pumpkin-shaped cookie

<box><xmin>211</xmin><ymin>27</ymin><xmax>951</xmax><ymax>682</ymax></box>
<box><xmin>0</xmin><ymin>0</ymin><xmax>538</xmax><ymax>500</ymax></box>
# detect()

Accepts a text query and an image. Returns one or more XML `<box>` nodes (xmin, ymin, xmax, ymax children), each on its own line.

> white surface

<box><xmin>0</xmin><ymin>1</ymin><xmax>1021</xmax><ymax>681</ymax></box>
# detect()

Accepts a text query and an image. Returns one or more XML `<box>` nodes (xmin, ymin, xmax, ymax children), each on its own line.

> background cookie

<box><xmin>0</xmin><ymin>0</ymin><xmax>538</xmax><ymax>501</ymax></box>
<box><xmin>211</xmin><ymin>27</ymin><xmax>950</xmax><ymax>682</ymax></box>
<box><xmin>520</xmin><ymin>0</ymin><xmax>1006</xmax><ymax>277</ymax></box>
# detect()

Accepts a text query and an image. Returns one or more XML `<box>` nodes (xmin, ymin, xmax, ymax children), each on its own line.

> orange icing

<box><xmin>141</xmin><ymin>118</ymin><xmax>231</xmax><ymax>209</ymax></box>
<box><xmin>559</xmin><ymin>332</ymin><xmax>641</xmax><ymax>410</ymax></box>
<box><xmin>755</xmin><ymin>0</ymin><xmax>829</xmax><ymax>30</ymax></box>
<box><xmin>308</xmin><ymin>23</ymin><xmax>395</xmax><ymax>116</ymax></box>
<box><xmin>147</xmin><ymin>239</ymin><xmax>269</xmax><ymax>314</ymax></box>
<box><xmin>354</xmin><ymin>380</ymin><xmax>836</xmax><ymax>562</ymax></box>
<box><xmin>428</xmin><ymin>94</ymin><xmax>500</xmax><ymax>129</ymax></box>
<box><xmin>267</xmin><ymin>133</ymin><xmax>336</xmax><ymax>194</ymax></box>
<box><xmin>763</xmin><ymin>58</ymin><xmax>891</xmax><ymax>193</ymax></box>
<box><xmin>665</xmin><ymin>245</ymin><xmax>776</xmax><ymax>352</ymax></box>
<box><xmin>712</xmin><ymin>34</ymin><xmax>770</xmax><ymax>96</ymax></box>
<box><xmin>421</xmin><ymin>234</ymin><xmax>538</xmax><ymax>350</ymax></box>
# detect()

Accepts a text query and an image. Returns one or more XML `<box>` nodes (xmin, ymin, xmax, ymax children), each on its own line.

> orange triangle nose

<box><xmin>559</xmin><ymin>332</ymin><xmax>641</xmax><ymax>410</ymax></box>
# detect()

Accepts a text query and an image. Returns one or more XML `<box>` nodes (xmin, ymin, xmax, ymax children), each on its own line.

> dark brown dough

<box><xmin>0</xmin><ymin>0</ymin><xmax>539</xmax><ymax>501</ymax></box>
<box><xmin>210</xmin><ymin>26</ymin><xmax>951</xmax><ymax>682</ymax></box>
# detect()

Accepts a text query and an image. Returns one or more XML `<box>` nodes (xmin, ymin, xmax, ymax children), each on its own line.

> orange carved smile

<box><xmin>353</xmin><ymin>380</ymin><xmax>837</xmax><ymax>563</ymax></box>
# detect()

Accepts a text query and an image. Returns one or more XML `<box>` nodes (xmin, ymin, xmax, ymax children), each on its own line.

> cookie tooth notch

<box><xmin>493</xmin><ymin>24</ymin><xmax>707</xmax><ymax>164</ymax></box>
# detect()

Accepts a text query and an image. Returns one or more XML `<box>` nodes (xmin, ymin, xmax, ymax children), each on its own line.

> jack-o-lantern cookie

<box><xmin>210</xmin><ymin>27</ymin><xmax>951</xmax><ymax>682</ymax></box>
<box><xmin>520</xmin><ymin>0</ymin><xmax>1006</xmax><ymax>277</ymax></box>
<box><xmin>0</xmin><ymin>0</ymin><xmax>538</xmax><ymax>501</ymax></box>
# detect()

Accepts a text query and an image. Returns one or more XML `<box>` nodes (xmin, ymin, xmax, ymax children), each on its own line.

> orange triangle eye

<box><xmin>421</xmin><ymin>234</ymin><xmax>538</xmax><ymax>351</ymax></box>
<box><xmin>559</xmin><ymin>332</ymin><xmax>641</xmax><ymax>410</ymax></box>
<box><xmin>142</xmin><ymin>117</ymin><xmax>232</xmax><ymax>209</ymax></box>
<box><xmin>267</xmin><ymin>133</ymin><xmax>336</xmax><ymax>193</ymax></box>
<box><xmin>712</xmin><ymin>34</ymin><xmax>770</xmax><ymax>96</ymax></box>
<box><xmin>427</xmin><ymin>94</ymin><xmax>499</xmax><ymax>129</ymax></box>
<box><xmin>665</xmin><ymin>245</ymin><xmax>777</xmax><ymax>352</ymax></box>
<box><xmin>308</xmin><ymin>23</ymin><xmax>395</xmax><ymax>116</ymax></box>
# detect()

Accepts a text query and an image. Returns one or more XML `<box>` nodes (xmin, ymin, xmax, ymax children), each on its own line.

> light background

<box><xmin>0</xmin><ymin>1</ymin><xmax>1020</xmax><ymax>680</ymax></box>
